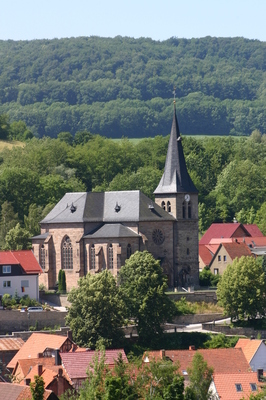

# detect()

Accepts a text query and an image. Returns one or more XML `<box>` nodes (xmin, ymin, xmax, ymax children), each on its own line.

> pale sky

<box><xmin>0</xmin><ymin>0</ymin><xmax>265</xmax><ymax>42</ymax></box>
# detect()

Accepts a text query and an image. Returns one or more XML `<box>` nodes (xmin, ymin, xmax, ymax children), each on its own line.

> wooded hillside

<box><xmin>0</xmin><ymin>36</ymin><xmax>265</xmax><ymax>138</ymax></box>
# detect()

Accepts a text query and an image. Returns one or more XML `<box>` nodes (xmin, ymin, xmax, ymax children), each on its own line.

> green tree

<box><xmin>0</xmin><ymin>201</ymin><xmax>19</xmax><ymax>249</ymax></box>
<box><xmin>184</xmin><ymin>352</ymin><xmax>213</xmax><ymax>400</ymax></box>
<box><xmin>119</xmin><ymin>251</ymin><xmax>175</xmax><ymax>345</ymax></box>
<box><xmin>24</xmin><ymin>203</ymin><xmax>43</xmax><ymax>236</ymax></box>
<box><xmin>4</xmin><ymin>223</ymin><xmax>31</xmax><ymax>250</ymax></box>
<box><xmin>30</xmin><ymin>374</ymin><xmax>45</xmax><ymax>400</ymax></box>
<box><xmin>217</xmin><ymin>256</ymin><xmax>266</xmax><ymax>321</ymax></box>
<box><xmin>57</xmin><ymin>131</ymin><xmax>73</xmax><ymax>145</ymax></box>
<box><xmin>58</xmin><ymin>269</ymin><xmax>66</xmax><ymax>293</ymax></box>
<box><xmin>0</xmin><ymin>114</ymin><xmax>10</xmax><ymax>140</ymax></box>
<box><xmin>66</xmin><ymin>271</ymin><xmax>125</xmax><ymax>349</ymax></box>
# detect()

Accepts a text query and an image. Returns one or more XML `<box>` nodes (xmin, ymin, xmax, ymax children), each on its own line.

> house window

<box><xmin>62</xmin><ymin>236</ymin><xmax>73</xmax><ymax>270</ymax></box>
<box><xmin>40</xmin><ymin>245</ymin><xmax>45</xmax><ymax>269</ymax></box>
<box><xmin>235</xmin><ymin>384</ymin><xmax>242</xmax><ymax>392</ymax></box>
<box><xmin>21</xmin><ymin>280</ymin><xmax>29</xmax><ymax>293</ymax></box>
<box><xmin>3</xmin><ymin>265</ymin><xmax>11</xmax><ymax>273</ymax></box>
<box><xmin>90</xmin><ymin>245</ymin><xmax>95</xmax><ymax>270</ymax></box>
<box><xmin>108</xmin><ymin>244</ymin><xmax>113</xmax><ymax>269</ymax></box>
<box><xmin>127</xmin><ymin>244</ymin><xmax>132</xmax><ymax>259</ymax></box>
<box><xmin>223</xmin><ymin>255</ymin><xmax>227</xmax><ymax>262</ymax></box>
<box><xmin>161</xmin><ymin>201</ymin><xmax>165</xmax><ymax>210</ymax></box>
<box><xmin>3</xmin><ymin>281</ymin><xmax>11</xmax><ymax>288</ymax></box>
<box><xmin>182</xmin><ymin>201</ymin><xmax>186</xmax><ymax>218</ymax></box>
<box><xmin>250</xmin><ymin>383</ymin><xmax>257</xmax><ymax>391</ymax></box>
<box><xmin>214</xmin><ymin>268</ymin><xmax>219</xmax><ymax>275</ymax></box>
<box><xmin>218</xmin><ymin>255</ymin><xmax>221</xmax><ymax>262</ymax></box>
<box><xmin>167</xmin><ymin>201</ymin><xmax>171</xmax><ymax>212</ymax></box>
<box><xmin>188</xmin><ymin>201</ymin><xmax>191</xmax><ymax>219</ymax></box>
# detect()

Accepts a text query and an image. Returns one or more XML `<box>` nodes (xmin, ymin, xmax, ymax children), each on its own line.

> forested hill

<box><xmin>0</xmin><ymin>36</ymin><xmax>265</xmax><ymax>138</ymax></box>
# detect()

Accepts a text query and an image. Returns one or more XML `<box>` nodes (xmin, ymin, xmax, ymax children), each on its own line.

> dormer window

<box><xmin>3</xmin><ymin>265</ymin><xmax>11</xmax><ymax>274</ymax></box>
<box><xmin>114</xmin><ymin>202</ymin><xmax>121</xmax><ymax>213</ymax></box>
<box><xmin>235</xmin><ymin>384</ymin><xmax>242</xmax><ymax>392</ymax></box>
<box><xmin>70</xmin><ymin>203</ymin><xmax>76</xmax><ymax>213</ymax></box>
<box><xmin>250</xmin><ymin>383</ymin><xmax>257</xmax><ymax>391</ymax></box>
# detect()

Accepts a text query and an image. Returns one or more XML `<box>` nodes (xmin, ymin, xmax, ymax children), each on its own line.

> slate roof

<box><xmin>0</xmin><ymin>338</ymin><xmax>24</xmax><ymax>352</ymax></box>
<box><xmin>154</xmin><ymin>106</ymin><xmax>198</xmax><ymax>195</ymax></box>
<box><xmin>41</xmin><ymin>191</ymin><xmax>175</xmax><ymax>224</ymax></box>
<box><xmin>8</xmin><ymin>333</ymin><xmax>72</xmax><ymax>369</ymax></box>
<box><xmin>235</xmin><ymin>339</ymin><xmax>264</xmax><ymax>364</ymax></box>
<box><xmin>84</xmin><ymin>223</ymin><xmax>140</xmax><ymax>239</ymax></box>
<box><xmin>211</xmin><ymin>372</ymin><xmax>261</xmax><ymax>400</ymax></box>
<box><xmin>0</xmin><ymin>251</ymin><xmax>42</xmax><ymax>274</ymax></box>
<box><xmin>60</xmin><ymin>349</ymin><xmax>128</xmax><ymax>380</ymax></box>
<box><xmin>144</xmin><ymin>348</ymin><xmax>250</xmax><ymax>374</ymax></box>
<box><xmin>199</xmin><ymin>223</ymin><xmax>255</xmax><ymax>245</ymax></box>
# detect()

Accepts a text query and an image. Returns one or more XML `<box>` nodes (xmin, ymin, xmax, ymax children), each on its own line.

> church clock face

<box><xmin>152</xmin><ymin>229</ymin><xmax>165</xmax><ymax>245</ymax></box>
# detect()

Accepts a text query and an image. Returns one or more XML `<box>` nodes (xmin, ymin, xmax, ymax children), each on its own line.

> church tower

<box><xmin>154</xmin><ymin>103</ymin><xmax>199</xmax><ymax>287</ymax></box>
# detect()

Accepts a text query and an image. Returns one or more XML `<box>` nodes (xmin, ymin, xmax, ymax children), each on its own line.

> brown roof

<box><xmin>199</xmin><ymin>244</ymin><xmax>213</xmax><ymax>266</ymax></box>
<box><xmin>212</xmin><ymin>372</ymin><xmax>261</xmax><ymax>400</ymax></box>
<box><xmin>60</xmin><ymin>349</ymin><xmax>128</xmax><ymax>380</ymax></box>
<box><xmin>0</xmin><ymin>382</ymin><xmax>58</xmax><ymax>400</ymax></box>
<box><xmin>8</xmin><ymin>333</ymin><xmax>71</xmax><ymax>369</ymax></box>
<box><xmin>0</xmin><ymin>338</ymin><xmax>24</xmax><ymax>352</ymax></box>
<box><xmin>13</xmin><ymin>357</ymin><xmax>56</xmax><ymax>380</ymax></box>
<box><xmin>222</xmin><ymin>242</ymin><xmax>253</xmax><ymax>260</ymax></box>
<box><xmin>235</xmin><ymin>339</ymin><xmax>263</xmax><ymax>363</ymax></box>
<box><xmin>144</xmin><ymin>348</ymin><xmax>250</xmax><ymax>374</ymax></box>
<box><xmin>21</xmin><ymin>363</ymin><xmax>70</xmax><ymax>389</ymax></box>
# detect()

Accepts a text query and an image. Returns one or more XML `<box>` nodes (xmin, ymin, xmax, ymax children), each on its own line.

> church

<box><xmin>32</xmin><ymin>104</ymin><xmax>199</xmax><ymax>290</ymax></box>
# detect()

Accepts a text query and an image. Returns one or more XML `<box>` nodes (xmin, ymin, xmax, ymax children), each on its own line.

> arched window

<box><xmin>127</xmin><ymin>244</ymin><xmax>132</xmax><ymax>259</ymax></box>
<box><xmin>167</xmin><ymin>201</ymin><xmax>171</xmax><ymax>212</ymax></box>
<box><xmin>62</xmin><ymin>236</ymin><xmax>73</xmax><ymax>269</ymax></box>
<box><xmin>182</xmin><ymin>201</ymin><xmax>186</xmax><ymax>219</ymax></box>
<box><xmin>40</xmin><ymin>245</ymin><xmax>45</xmax><ymax>270</ymax></box>
<box><xmin>188</xmin><ymin>201</ymin><xmax>192</xmax><ymax>219</ymax></box>
<box><xmin>108</xmin><ymin>244</ymin><xmax>113</xmax><ymax>269</ymax></box>
<box><xmin>90</xmin><ymin>244</ymin><xmax>95</xmax><ymax>270</ymax></box>
<box><xmin>161</xmin><ymin>201</ymin><xmax>165</xmax><ymax>210</ymax></box>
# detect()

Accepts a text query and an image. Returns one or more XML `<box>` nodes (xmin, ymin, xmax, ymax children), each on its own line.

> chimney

<box><xmin>67</xmin><ymin>330</ymin><xmax>73</xmax><ymax>341</ymax></box>
<box><xmin>37</xmin><ymin>353</ymin><xmax>43</xmax><ymax>358</ymax></box>
<box><xmin>58</xmin><ymin>368</ymin><xmax>63</xmax><ymax>377</ymax></box>
<box><xmin>189</xmin><ymin>345</ymin><xmax>196</xmax><ymax>351</ymax></box>
<box><xmin>160</xmin><ymin>349</ymin><xmax>165</xmax><ymax>359</ymax></box>
<box><xmin>55</xmin><ymin>349</ymin><xmax>61</xmax><ymax>366</ymax></box>
<box><xmin>257</xmin><ymin>369</ymin><xmax>263</xmax><ymax>382</ymax></box>
<box><xmin>38</xmin><ymin>364</ymin><xmax>43</xmax><ymax>376</ymax></box>
<box><xmin>24</xmin><ymin>378</ymin><xmax>31</xmax><ymax>386</ymax></box>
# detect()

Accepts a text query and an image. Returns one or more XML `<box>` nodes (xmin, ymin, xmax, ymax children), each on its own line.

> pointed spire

<box><xmin>154</xmin><ymin>105</ymin><xmax>198</xmax><ymax>194</ymax></box>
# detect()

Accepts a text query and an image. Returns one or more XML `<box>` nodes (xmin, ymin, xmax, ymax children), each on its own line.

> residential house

<box><xmin>0</xmin><ymin>250</ymin><xmax>42</xmax><ymax>300</ymax></box>
<box><xmin>0</xmin><ymin>382</ymin><xmax>59</xmax><ymax>399</ymax></box>
<box><xmin>0</xmin><ymin>337</ymin><xmax>24</xmax><ymax>382</ymax></box>
<box><xmin>235</xmin><ymin>338</ymin><xmax>266</xmax><ymax>371</ymax></box>
<box><xmin>209</xmin><ymin>372</ymin><xmax>262</xmax><ymax>400</ymax></box>
<box><xmin>8</xmin><ymin>332</ymin><xmax>76</xmax><ymax>372</ymax></box>
<box><xmin>60</xmin><ymin>349</ymin><xmax>128</xmax><ymax>390</ymax></box>
<box><xmin>199</xmin><ymin>244</ymin><xmax>218</xmax><ymax>271</ymax></box>
<box><xmin>199</xmin><ymin>223</ymin><xmax>263</xmax><ymax>245</ymax></box>
<box><xmin>208</xmin><ymin>241</ymin><xmax>253</xmax><ymax>276</ymax></box>
<box><xmin>32</xmin><ymin>105</ymin><xmax>200</xmax><ymax>291</ymax></box>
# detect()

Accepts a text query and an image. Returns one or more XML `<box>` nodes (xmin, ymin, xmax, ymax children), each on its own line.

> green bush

<box><xmin>199</xmin><ymin>267</ymin><xmax>220</xmax><ymax>287</ymax></box>
<box><xmin>175</xmin><ymin>297</ymin><xmax>196</xmax><ymax>315</ymax></box>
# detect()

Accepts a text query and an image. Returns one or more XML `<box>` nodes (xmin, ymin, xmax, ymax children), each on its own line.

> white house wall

<box><xmin>0</xmin><ymin>275</ymin><xmax>39</xmax><ymax>301</ymax></box>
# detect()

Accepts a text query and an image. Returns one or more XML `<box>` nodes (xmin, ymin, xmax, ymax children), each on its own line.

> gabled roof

<box><xmin>154</xmin><ymin>105</ymin><xmax>197</xmax><ymax>195</ymax></box>
<box><xmin>14</xmin><ymin>357</ymin><xmax>56</xmax><ymax>380</ymax></box>
<box><xmin>235</xmin><ymin>339</ymin><xmax>265</xmax><ymax>364</ymax></box>
<box><xmin>41</xmin><ymin>191</ymin><xmax>175</xmax><ymax>224</ymax></box>
<box><xmin>199</xmin><ymin>223</ymin><xmax>256</xmax><ymax>245</ymax></box>
<box><xmin>60</xmin><ymin>349</ymin><xmax>128</xmax><ymax>380</ymax></box>
<box><xmin>0</xmin><ymin>382</ymin><xmax>58</xmax><ymax>400</ymax></box>
<box><xmin>243</xmin><ymin>224</ymin><xmax>264</xmax><ymax>237</ymax></box>
<box><xmin>0</xmin><ymin>250</ymin><xmax>42</xmax><ymax>274</ymax></box>
<box><xmin>211</xmin><ymin>372</ymin><xmax>261</xmax><ymax>400</ymax></box>
<box><xmin>22</xmin><ymin>363</ymin><xmax>71</xmax><ymax>389</ymax></box>
<box><xmin>144</xmin><ymin>348</ymin><xmax>250</xmax><ymax>374</ymax></box>
<box><xmin>199</xmin><ymin>244</ymin><xmax>214</xmax><ymax>267</ymax></box>
<box><xmin>0</xmin><ymin>337</ymin><xmax>24</xmax><ymax>352</ymax></box>
<box><xmin>84</xmin><ymin>223</ymin><xmax>140</xmax><ymax>239</ymax></box>
<box><xmin>8</xmin><ymin>333</ymin><xmax>72</xmax><ymax>370</ymax></box>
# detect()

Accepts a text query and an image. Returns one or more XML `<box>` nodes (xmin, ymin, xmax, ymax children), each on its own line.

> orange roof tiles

<box><xmin>212</xmin><ymin>372</ymin><xmax>262</xmax><ymax>400</ymax></box>
<box><xmin>60</xmin><ymin>349</ymin><xmax>128</xmax><ymax>380</ymax></box>
<box><xmin>14</xmin><ymin>357</ymin><xmax>56</xmax><ymax>380</ymax></box>
<box><xmin>222</xmin><ymin>242</ymin><xmax>253</xmax><ymax>260</ymax></box>
<box><xmin>0</xmin><ymin>337</ymin><xmax>24</xmax><ymax>352</ymax></box>
<box><xmin>235</xmin><ymin>339</ymin><xmax>263</xmax><ymax>363</ymax></box>
<box><xmin>8</xmin><ymin>333</ymin><xmax>71</xmax><ymax>369</ymax></box>
<box><xmin>0</xmin><ymin>250</ymin><xmax>42</xmax><ymax>274</ymax></box>
<box><xmin>144</xmin><ymin>348</ymin><xmax>250</xmax><ymax>374</ymax></box>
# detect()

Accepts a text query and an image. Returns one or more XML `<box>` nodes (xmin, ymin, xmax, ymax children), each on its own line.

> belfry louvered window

<box><xmin>62</xmin><ymin>236</ymin><xmax>73</xmax><ymax>269</ymax></box>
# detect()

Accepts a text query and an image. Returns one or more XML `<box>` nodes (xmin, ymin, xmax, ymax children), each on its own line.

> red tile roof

<box><xmin>60</xmin><ymin>349</ymin><xmax>128</xmax><ymax>380</ymax></box>
<box><xmin>235</xmin><ymin>339</ymin><xmax>263</xmax><ymax>363</ymax></box>
<box><xmin>0</xmin><ymin>382</ymin><xmax>57</xmax><ymax>400</ymax></box>
<box><xmin>144</xmin><ymin>348</ymin><xmax>250</xmax><ymax>374</ymax></box>
<box><xmin>211</xmin><ymin>372</ymin><xmax>262</xmax><ymax>400</ymax></box>
<box><xmin>0</xmin><ymin>250</ymin><xmax>42</xmax><ymax>274</ymax></box>
<box><xmin>0</xmin><ymin>337</ymin><xmax>24</xmax><ymax>352</ymax></box>
<box><xmin>8</xmin><ymin>333</ymin><xmax>72</xmax><ymax>369</ymax></box>
<box><xmin>199</xmin><ymin>223</ymin><xmax>262</xmax><ymax>245</ymax></box>
<box><xmin>199</xmin><ymin>244</ymin><xmax>213</xmax><ymax>266</ymax></box>
<box><xmin>222</xmin><ymin>242</ymin><xmax>253</xmax><ymax>260</ymax></box>
<box><xmin>14</xmin><ymin>357</ymin><xmax>56</xmax><ymax>380</ymax></box>
<box><xmin>22</xmin><ymin>363</ymin><xmax>70</xmax><ymax>389</ymax></box>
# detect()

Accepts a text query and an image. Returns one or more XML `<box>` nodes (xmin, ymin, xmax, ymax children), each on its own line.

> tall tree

<box><xmin>0</xmin><ymin>201</ymin><xmax>19</xmax><ymax>249</ymax></box>
<box><xmin>30</xmin><ymin>375</ymin><xmax>45</xmax><ymax>400</ymax></box>
<box><xmin>4</xmin><ymin>223</ymin><xmax>31</xmax><ymax>250</ymax></box>
<box><xmin>185</xmin><ymin>353</ymin><xmax>213</xmax><ymax>400</ymax></box>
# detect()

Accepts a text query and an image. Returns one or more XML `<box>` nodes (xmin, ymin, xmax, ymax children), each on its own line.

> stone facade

<box><xmin>32</xmin><ymin>107</ymin><xmax>199</xmax><ymax>291</ymax></box>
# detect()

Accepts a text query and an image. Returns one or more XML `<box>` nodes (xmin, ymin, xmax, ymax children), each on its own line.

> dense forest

<box><xmin>0</xmin><ymin>36</ymin><xmax>265</xmax><ymax>138</ymax></box>
<box><xmin>0</xmin><ymin>122</ymin><xmax>265</xmax><ymax>249</ymax></box>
